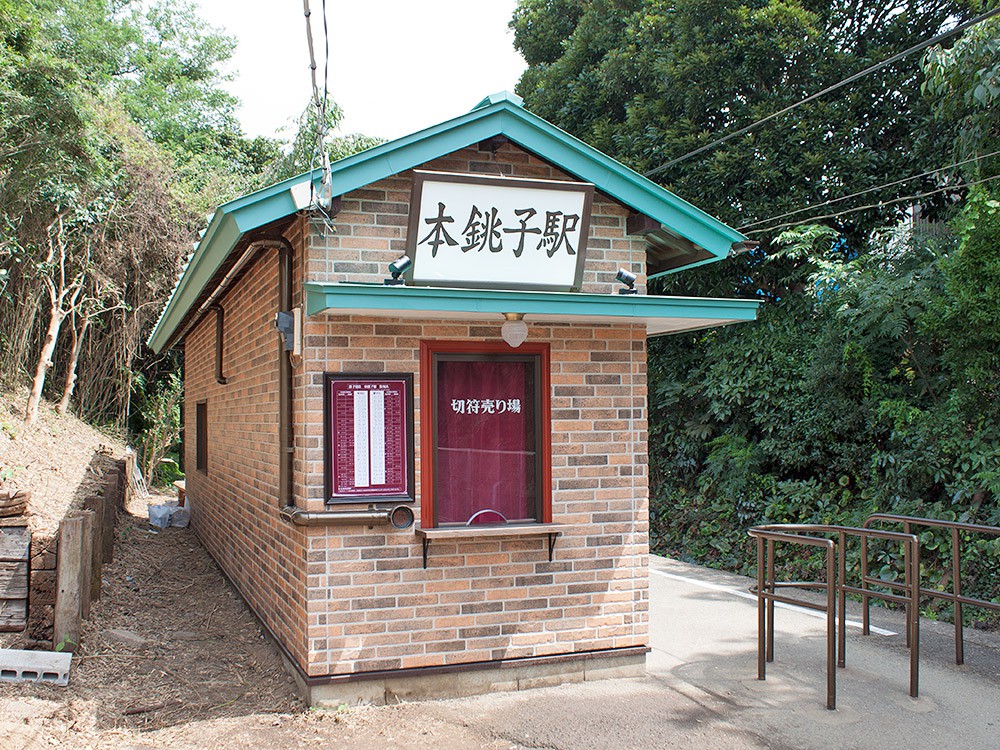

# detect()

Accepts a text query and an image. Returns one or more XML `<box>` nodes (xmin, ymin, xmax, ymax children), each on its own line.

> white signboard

<box><xmin>406</xmin><ymin>171</ymin><xmax>594</xmax><ymax>290</ymax></box>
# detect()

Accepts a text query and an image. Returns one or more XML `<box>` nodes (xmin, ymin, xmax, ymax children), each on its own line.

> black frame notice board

<box><xmin>323</xmin><ymin>372</ymin><xmax>415</xmax><ymax>505</ymax></box>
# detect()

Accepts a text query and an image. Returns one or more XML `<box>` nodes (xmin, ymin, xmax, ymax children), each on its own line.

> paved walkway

<box><xmin>419</xmin><ymin>555</ymin><xmax>1000</xmax><ymax>750</ymax></box>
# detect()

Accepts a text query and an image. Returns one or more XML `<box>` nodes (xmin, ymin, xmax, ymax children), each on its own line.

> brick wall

<box><xmin>183</xmin><ymin>141</ymin><xmax>651</xmax><ymax>681</ymax></box>
<box><xmin>183</xmin><ymin>239</ymin><xmax>310</xmax><ymax>669</ymax></box>
<box><xmin>298</xmin><ymin>318</ymin><xmax>649</xmax><ymax>676</ymax></box>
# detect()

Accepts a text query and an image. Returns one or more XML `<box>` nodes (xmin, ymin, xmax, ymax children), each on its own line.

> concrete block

<box><xmin>0</xmin><ymin>648</ymin><xmax>72</xmax><ymax>686</ymax></box>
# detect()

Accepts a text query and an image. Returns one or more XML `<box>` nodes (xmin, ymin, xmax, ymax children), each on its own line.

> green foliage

<box><xmin>263</xmin><ymin>103</ymin><xmax>384</xmax><ymax>184</ymax></box>
<box><xmin>648</xmin><ymin>213</ymin><xmax>999</xmax><ymax>618</ymax></box>
<box><xmin>513</xmin><ymin>0</ymin><xmax>999</xmax><ymax>624</ymax></box>
<box><xmin>929</xmin><ymin>191</ymin><xmax>1000</xmax><ymax>425</ymax></box>
<box><xmin>136</xmin><ymin>371</ymin><xmax>183</xmax><ymax>487</ymax></box>
<box><xmin>0</xmin><ymin>0</ymin><xmax>293</xmax><ymax>430</ymax></box>
<box><xmin>54</xmin><ymin>637</ymin><xmax>77</xmax><ymax>652</ymax></box>
<box><xmin>512</xmin><ymin>0</ymin><xmax>969</xmax><ymax>242</ymax></box>
<box><xmin>922</xmin><ymin>15</ymin><xmax>1000</xmax><ymax>174</ymax></box>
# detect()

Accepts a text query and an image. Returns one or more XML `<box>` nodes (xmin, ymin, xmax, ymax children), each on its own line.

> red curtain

<box><xmin>435</xmin><ymin>358</ymin><xmax>536</xmax><ymax>525</ymax></box>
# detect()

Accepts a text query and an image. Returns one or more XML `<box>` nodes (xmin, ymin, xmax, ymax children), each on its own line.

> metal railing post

<box><xmin>826</xmin><ymin>539</ymin><xmax>837</xmax><ymax>710</ymax></box>
<box><xmin>757</xmin><ymin>534</ymin><xmax>766</xmax><ymax>681</ymax></box>
<box><xmin>952</xmin><ymin>527</ymin><xmax>964</xmax><ymax>665</ymax></box>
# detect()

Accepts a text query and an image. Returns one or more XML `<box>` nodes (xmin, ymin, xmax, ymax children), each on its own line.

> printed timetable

<box><xmin>327</xmin><ymin>376</ymin><xmax>412</xmax><ymax>500</ymax></box>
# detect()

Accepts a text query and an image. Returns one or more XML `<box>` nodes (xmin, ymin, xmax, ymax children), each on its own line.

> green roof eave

<box><xmin>304</xmin><ymin>283</ymin><xmax>759</xmax><ymax>337</ymax></box>
<box><xmin>148</xmin><ymin>94</ymin><xmax>747</xmax><ymax>352</ymax></box>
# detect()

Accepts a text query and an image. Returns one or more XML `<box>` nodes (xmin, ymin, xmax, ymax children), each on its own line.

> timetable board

<box><xmin>325</xmin><ymin>375</ymin><xmax>413</xmax><ymax>502</ymax></box>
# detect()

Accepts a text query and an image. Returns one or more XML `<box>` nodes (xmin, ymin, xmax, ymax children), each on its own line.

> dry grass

<box><xmin>0</xmin><ymin>387</ymin><xmax>125</xmax><ymax>537</ymax></box>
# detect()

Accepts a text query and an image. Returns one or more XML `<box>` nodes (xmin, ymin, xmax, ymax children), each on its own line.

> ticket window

<box><xmin>421</xmin><ymin>342</ymin><xmax>551</xmax><ymax>527</ymax></box>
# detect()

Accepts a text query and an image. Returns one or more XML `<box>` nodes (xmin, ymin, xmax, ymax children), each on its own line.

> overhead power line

<box><xmin>643</xmin><ymin>6</ymin><xmax>1000</xmax><ymax>178</ymax></box>
<box><xmin>743</xmin><ymin>174</ymin><xmax>1000</xmax><ymax>236</ymax></box>
<box><xmin>739</xmin><ymin>150</ymin><xmax>1000</xmax><ymax>231</ymax></box>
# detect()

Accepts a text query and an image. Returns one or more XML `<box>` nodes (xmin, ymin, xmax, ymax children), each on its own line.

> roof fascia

<box><xmin>148</xmin><ymin>211</ymin><xmax>242</xmax><ymax>352</ymax></box>
<box><xmin>304</xmin><ymin>282</ymin><xmax>759</xmax><ymax>325</ymax></box>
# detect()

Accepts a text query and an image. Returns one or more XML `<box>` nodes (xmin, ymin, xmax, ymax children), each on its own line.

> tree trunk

<box><xmin>25</xmin><ymin>303</ymin><xmax>66</xmax><ymax>427</ymax></box>
<box><xmin>57</xmin><ymin>316</ymin><xmax>90</xmax><ymax>415</ymax></box>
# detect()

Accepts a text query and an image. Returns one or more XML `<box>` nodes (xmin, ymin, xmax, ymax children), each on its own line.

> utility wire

<box><xmin>322</xmin><ymin>0</ymin><xmax>330</xmax><ymax>121</ymax></box>
<box><xmin>301</xmin><ymin>0</ymin><xmax>334</xmax><ymax>215</ymax></box>
<box><xmin>644</xmin><ymin>6</ymin><xmax>1000</xmax><ymax>178</ymax></box>
<box><xmin>739</xmin><ymin>150</ymin><xmax>1000</xmax><ymax>230</ymax></box>
<box><xmin>743</xmin><ymin>174</ymin><xmax>1000</xmax><ymax>236</ymax></box>
<box><xmin>302</xmin><ymin>0</ymin><xmax>320</xmax><ymax>110</ymax></box>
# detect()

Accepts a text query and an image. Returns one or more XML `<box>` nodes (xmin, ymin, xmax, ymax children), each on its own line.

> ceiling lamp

<box><xmin>501</xmin><ymin>313</ymin><xmax>528</xmax><ymax>348</ymax></box>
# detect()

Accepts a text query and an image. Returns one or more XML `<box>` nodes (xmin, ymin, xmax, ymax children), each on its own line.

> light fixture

<box><xmin>616</xmin><ymin>268</ymin><xmax>638</xmax><ymax>294</ymax></box>
<box><xmin>501</xmin><ymin>313</ymin><xmax>528</xmax><ymax>347</ymax></box>
<box><xmin>384</xmin><ymin>255</ymin><xmax>412</xmax><ymax>285</ymax></box>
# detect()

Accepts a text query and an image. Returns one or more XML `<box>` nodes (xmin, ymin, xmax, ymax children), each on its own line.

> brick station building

<box><xmin>148</xmin><ymin>92</ymin><xmax>758</xmax><ymax>705</ymax></box>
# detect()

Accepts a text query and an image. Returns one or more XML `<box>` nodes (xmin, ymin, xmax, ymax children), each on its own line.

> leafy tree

<box><xmin>0</xmin><ymin>0</ymin><xmax>264</xmax><ymax>429</ymax></box>
<box><xmin>512</xmin><ymin>1</ymin><xmax>1000</xmax><ymax>617</ymax></box>
<box><xmin>922</xmin><ymin>14</ymin><xmax>999</xmax><ymax>175</ymax></box>
<box><xmin>263</xmin><ymin>102</ymin><xmax>384</xmax><ymax>184</ymax></box>
<box><xmin>136</xmin><ymin>370</ymin><xmax>183</xmax><ymax>486</ymax></box>
<box><xmin>512</xmin><ymin>0</ymin><xmax>973</xmax><ymax>250</ymax></box>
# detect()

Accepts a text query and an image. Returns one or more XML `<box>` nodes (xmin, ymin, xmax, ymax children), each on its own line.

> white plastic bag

<box><xmin>148</xmin><ymin>504</ymin><xmax>172</xmax><ymax>528</ymax></box>
<box><xmin>170</xmin><ymin>506</ymin><xmax>190</xmax><ymax>528</ymax></box>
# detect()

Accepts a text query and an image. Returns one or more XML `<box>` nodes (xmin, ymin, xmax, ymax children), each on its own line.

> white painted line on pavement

<box><xmin>650</xmin><ymin>568</ymin><xmax>898</xmax><ymax>636</ymax></box>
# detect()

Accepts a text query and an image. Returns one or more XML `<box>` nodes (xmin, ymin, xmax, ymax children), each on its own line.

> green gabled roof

<box><xmin>148</xmin><ymin>92</ymin><xmax>747</xmax><ymax>353</ymax></box>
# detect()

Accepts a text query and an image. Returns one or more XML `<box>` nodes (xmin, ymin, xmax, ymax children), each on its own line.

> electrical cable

<box><xmin>302</xmin><ymin>0</ymin><xmax>320</xmax><ymax>208</ymax></box>
<box><xmin>301</xmin><ymin>0</ymin><xmax>334</xmax><ymax>223</ymax></box>
<box><xmin>743</xmin><ymin>174</ymin><xmax>1000</xmax><ymax>236</ymax></box>
<box><xmin>302</xmin><ymin>0</ymin><xmax>320</xmax><ymax>109</ymax></box>
<box><xmin>643</xmin><ymin>6</ymin><xmax>1000</xmax><ymax>178</ymax></box>
<box><xmin>739</xmin><ymin>150</ymin><xmax>1000</xmax><ymax>231</ymax></box>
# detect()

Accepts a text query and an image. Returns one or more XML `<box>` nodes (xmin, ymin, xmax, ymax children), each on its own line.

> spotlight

<box><xmin>384</xmin><ymin>255</ymin><xmax>412</xmax><ymax>285</ymax></box>
<box><xmin>615</xmin><ymin>268</ymin><xmax>638</xmax><ymax>294</ymax></box>
<box><xmin>501</xmin><ymin>313</ymin><xmax>528</xmax><ymax>348</ymax></box>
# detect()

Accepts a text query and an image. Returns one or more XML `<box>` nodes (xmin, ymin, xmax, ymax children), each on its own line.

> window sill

<box><xmin>415</xmin><ymin>523</ymin><xmax>573</xmax><ymax>567</ymax></box>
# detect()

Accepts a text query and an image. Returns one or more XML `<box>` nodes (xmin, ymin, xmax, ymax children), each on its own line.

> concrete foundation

<box><xmin>289</xmin><ymin>649</ymin><xmax>647</xmax><ymax>707</ymax></box>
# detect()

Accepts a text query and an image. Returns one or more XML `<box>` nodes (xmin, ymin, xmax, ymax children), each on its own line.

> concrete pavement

<box><xmin>418</xmin><ymin>555</ymin><xmax>1000</xmax><ymax>749</ymax></box>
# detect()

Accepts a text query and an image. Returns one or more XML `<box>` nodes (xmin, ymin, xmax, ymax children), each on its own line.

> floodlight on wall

<box><xmin>501</xmin><ymin>313</ymin><xmax>528</xmax><ymax>348</ymax></box>
<box><xmin>384</xmin><ymin>255</ymin><xmax>412</xmax><ymax>285</ymax></box>
<box><xmin>616</xmin><ymin>268</ymin><xmax>638</xmax><ymax>294</ymax></box>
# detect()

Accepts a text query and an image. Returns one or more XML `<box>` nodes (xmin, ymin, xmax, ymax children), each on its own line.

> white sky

<box><xmin>194</xmin><ymin>0</ymin><xmax>528</xmax><ymax>143</ymax></box>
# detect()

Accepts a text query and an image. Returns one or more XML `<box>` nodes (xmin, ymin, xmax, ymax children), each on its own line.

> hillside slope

<box><xmin>0</xmin><ymin>388</ymin><xmax>126</xmax><ymax>536</ymax></box>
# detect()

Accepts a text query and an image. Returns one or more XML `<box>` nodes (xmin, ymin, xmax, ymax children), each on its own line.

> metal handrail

<box><xmin>748</xmin><ymin>523</ymin><xmax>920</xmax><ymax>710</ymax></box>
<box><xmin>862</xmin><ymin>513</ymin><xmax>1000</xmax><ymax>665</ymax></box>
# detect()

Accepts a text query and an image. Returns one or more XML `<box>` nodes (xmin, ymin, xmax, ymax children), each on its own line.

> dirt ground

<box><xmin>0</xmin><ymin>389</ymin><xmax>523</xmax><ymax>748</ymax></box>
<box><xmin>0</xmin><ymin>485</ymin><xmax>526</xmax><ymax>749</ymax></box>
<box><xmin>1</xmin><ymin>388</ymin><xmax>126</xmax><ymax>537</ymax></box>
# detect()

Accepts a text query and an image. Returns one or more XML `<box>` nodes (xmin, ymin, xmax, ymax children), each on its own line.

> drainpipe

<box><xmin>280</xmin><ymin>505</ymin><xmax>415</xmax><ymax>529</ymax></box>
<box><xmin>270</xmin><ymin>235</ymin><xmax>417</xmax><ymax>531</ymax></box>
<box><xmin>277</xmin><ymin>239</ymin><xmax>294</xmax><ymax>511</ymax></box>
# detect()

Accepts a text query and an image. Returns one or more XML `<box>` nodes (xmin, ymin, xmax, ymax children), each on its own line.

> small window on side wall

<box><xmin>420</xmin><ymin>341</ymin><xmax>551</xmax><ymax>528</ymax></box>
<box><xmin>195</xmin><ymin>401</ymin><xmax>208</xmax><ymax>474</ymax></box>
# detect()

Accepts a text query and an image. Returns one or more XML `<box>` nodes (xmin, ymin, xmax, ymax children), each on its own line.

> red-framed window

<box><xmin>419</xmin><ymin>341</ymin><xmax>552</xmax><ymax>528</ymax></box>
